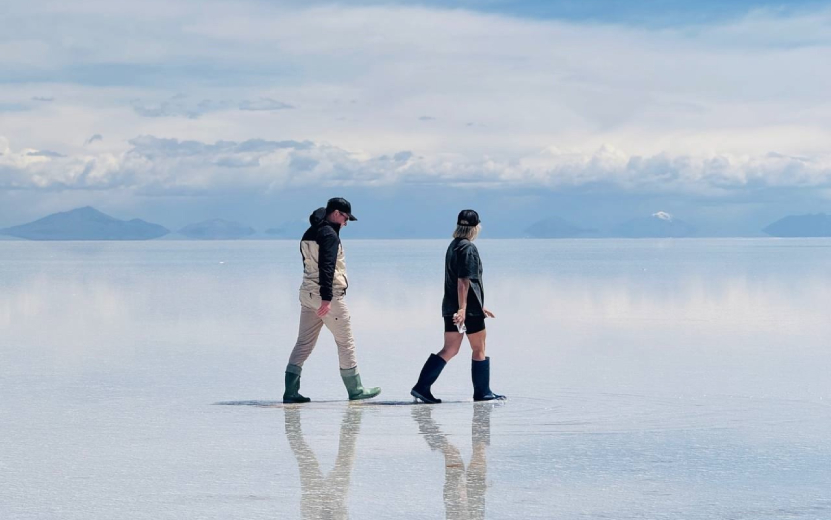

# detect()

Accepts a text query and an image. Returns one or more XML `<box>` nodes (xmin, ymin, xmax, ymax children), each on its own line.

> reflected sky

<box><xmin>3</xmin><ymin>239</ymin><xmax>830</xmax><ymax>397</ymax></box>
<box><xmin>285</xmin><ymin>405</ymin><xmax>361</xmax><ymax>520</ymax></box>
<box><xmin>411</xmin><ymin>403</ymin><xmax>493</xmax><ymax>520</ymax></box>
<box><xmin>282</xmin><ymin>402</ymin><xmax>496</xmax><ymax>520</ymax></box>
<box><xmin>2</xmin><ymin>239</ymin><xmax>831</xmax><ymax>519</ymax></box>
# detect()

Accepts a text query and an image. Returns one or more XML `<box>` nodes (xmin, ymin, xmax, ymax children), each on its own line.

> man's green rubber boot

<box><xmin>340</xmin><ymin>367</ymin><xmax>381</xmax><ymax>401</ymax></box>
<box><xmin>283</xmin><ymin>364</ymin><xmax>311</xmax><ymax>403</ymax></box>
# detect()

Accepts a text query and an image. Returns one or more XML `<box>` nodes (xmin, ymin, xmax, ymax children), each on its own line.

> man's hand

<box><xmin>317</xmin><ymin>300</ymin><xmax>332</xmax><ymax>318</ymax></box>
<box><xmin>484</xmin><ymin>308</ymin><xmax>496</xmax><ymax>318</ymax></box>
<box><xmin>453</xmin><ymin>308</ymin><xmax>466</xmax><ymax>326</ymax></box>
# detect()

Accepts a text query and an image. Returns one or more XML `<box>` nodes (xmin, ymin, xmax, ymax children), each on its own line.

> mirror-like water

<box><xmin>2</xmin><ymin>239</ymin><xmax>830</xmax><ymax>519</ymax></box>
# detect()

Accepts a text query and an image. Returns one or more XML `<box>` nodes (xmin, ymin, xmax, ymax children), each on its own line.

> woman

<box><xmin>411</xmin><ymin>209</ymin><xmax>506</xmax><ymax>404</ymax></box>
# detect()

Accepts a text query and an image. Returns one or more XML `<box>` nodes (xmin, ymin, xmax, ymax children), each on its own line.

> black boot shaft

<box><xmin>418</xmin><ymin>354</ymin><xmax>446</xmax><ymax>386</ymax></box>
<box><xmin>411</xmin><ymin>353</ymin><xmax>447</xmax><ymax>404</ymax></box>
<box><xmin>472</xmin><ymin>357</ymin><xmax>506</xmax><ymax>401</ymax></box>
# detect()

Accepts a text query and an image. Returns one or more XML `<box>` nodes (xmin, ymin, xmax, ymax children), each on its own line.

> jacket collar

<box><xmin>320</xmin><ymin>218</ymin><xmax>341</xmax><ymax>234</ymax></box>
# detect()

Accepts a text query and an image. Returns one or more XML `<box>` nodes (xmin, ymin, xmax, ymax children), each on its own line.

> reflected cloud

<box><xmin>5</xmin><ymin>239</ymin><xmax>831</xmax><ymax>389</ymax></box>
<box><xmin>284</xmin><ymin>405</ymin><xmax>363</xmax><ymax>519</ymax></box>
<box><xmin>412</xmin><ymin>404</ymin><xmax>495</xmax><ymax>520</ymax></box>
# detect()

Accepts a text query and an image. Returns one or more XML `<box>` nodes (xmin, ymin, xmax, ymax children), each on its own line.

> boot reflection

<box><xmin>412</xmin><ymin>403</ymin><xmax>495</xmax><ymax>520</ymax></box>
<box><xmin>284</xmin><ymin>405</ymin><xmax>363</xmax><ymax>520</ymax></box>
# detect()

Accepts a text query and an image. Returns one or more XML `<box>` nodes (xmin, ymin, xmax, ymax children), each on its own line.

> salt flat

<box><xmin>2</xmin><ymin>239</ymin><xmax>830</xmax><ymax>519</ymax></box>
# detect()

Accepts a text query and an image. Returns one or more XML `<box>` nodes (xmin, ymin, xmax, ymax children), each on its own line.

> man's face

<box><xmin>334</xmin><ymin>210</ymin><xmax>349</xmax><ymax>227</ymax></box>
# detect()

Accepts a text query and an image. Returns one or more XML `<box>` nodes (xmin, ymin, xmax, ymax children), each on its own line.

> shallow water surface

<box><xmin>1</xmin><ymin>239</ymin><xmax>830</xmax><ymax>519</ymax></box>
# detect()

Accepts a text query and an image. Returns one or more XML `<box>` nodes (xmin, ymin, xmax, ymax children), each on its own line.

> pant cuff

<box><xmin>339</xmin><ymin>366</ymin><xmax>358</xmax><ymax>377</ymax></box>
<box><xmin>286</xmin><ymin>363</ymin><xmax>303</xmax><ymax>375</ymax></box>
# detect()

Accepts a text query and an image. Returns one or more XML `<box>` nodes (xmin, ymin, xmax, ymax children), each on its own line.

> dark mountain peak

<box><xmin>61</xmin><ymin>206</ymin><xmax>111</xmax><ymax>218</ymax></box>
<box><xmin>614</xmin><ymin>211</ymin><xmax>696</xmax><ymax>238</ymax></box>
<box><xmin>178</xmin><ymin>219</ymin><xmax>256</xmax><ymax>240</ymax></box>
<box><xmin>265</xmin><ymin>220</ymin><xmax>309</xmax><ymax>239</ymax></box>
<box><xmin>764</xmin><ymin>213</ymin><xmax>831</xmax><ymax>237</ymax></box>
<box><xmin>524</xmin><ymin>216</ymin><xmax>596</xmax><ymax>238</ymax></box>
<box><xmin>0</xmin><ymin>207</ymin><xmax>169</xmax><ymax>241</ymax></box>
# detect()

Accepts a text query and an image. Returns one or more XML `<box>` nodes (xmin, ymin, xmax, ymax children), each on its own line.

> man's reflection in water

<box><xmin>284</xmin><ymin>405</ymin><xmax>363</xmax><ymax>520</ymax></box>
<box><xmin>412</xmin><ymin>403</ymin><xmax>494</xmax><ymax>520</ymax></box>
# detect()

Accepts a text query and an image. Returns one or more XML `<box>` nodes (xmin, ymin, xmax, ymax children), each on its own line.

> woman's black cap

<box><xmin>457</xmin><ymin>209</ymin><xmax>480</xmax><ymax>226</ymax></box>
<box><xmin>326</xmin><ymin>197</ymin><xmax>357</xmax><ymax>221</ymax></box>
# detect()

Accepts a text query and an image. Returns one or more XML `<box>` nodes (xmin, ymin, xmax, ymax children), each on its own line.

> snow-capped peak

<box><xmin>652</xmin><ymin>211</ymin><xmax>673</xmax><ymax>221</ymax></box>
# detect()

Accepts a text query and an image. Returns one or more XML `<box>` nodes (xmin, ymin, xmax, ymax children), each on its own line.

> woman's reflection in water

<box><xmin>412</xmin><ymin>403</ymin><xmax>495</xmax><ymax>520</ymax></box>
<box><xmin>284</xmin><ymin>405</ymin><xmax>363</xmax><ymax>520</ymax></box>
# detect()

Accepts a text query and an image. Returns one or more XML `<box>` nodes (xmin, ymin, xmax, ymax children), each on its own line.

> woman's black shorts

<box><xmin>443</xmin><ymin>315</ymin><xmax>486</xmax><ymax>334</ymax></box>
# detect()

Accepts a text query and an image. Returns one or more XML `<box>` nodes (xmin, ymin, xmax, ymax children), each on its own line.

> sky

<box><xmin>1</xmin><ymin>0</ymin><xmax>831</xmax><ymax>236</ymax></box>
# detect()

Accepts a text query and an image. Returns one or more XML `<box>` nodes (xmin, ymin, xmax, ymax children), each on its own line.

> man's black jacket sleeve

<box><xmin>317</xmin><ymin>226</ymin><xmax>339</xmax><ymax>301</ymax></box>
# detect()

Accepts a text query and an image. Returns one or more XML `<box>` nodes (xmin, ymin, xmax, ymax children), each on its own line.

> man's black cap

<box><xmin>457</xmin><ymin>209</ymin><xmax>480</xmax><ymax>226</ymax></box>
<box><xmin>326</xmin><ymin>197</ymin><xmax>357</xmax><ymax>221</ymax></box>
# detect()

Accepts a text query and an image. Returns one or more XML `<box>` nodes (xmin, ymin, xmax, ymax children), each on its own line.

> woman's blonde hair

<box><xmin>453</xmin><ymin>223</ymin><xmax>481</xmax><ymax>241</ymax></box>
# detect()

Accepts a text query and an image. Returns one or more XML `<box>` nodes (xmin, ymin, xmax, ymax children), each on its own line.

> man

<box><xmin>284</xmin><ymin>406</ymin><xmax>362</xmax><ymax>519</ymax></box>
<box><xmin>283</xmin><ymin>197</ymin><xmax>381</xmax><ymax>403</ymax></box>
<box><xmin>411</xmin><ymin>209</ymin><xmax>506</xmax><ymax>404</ymax></box>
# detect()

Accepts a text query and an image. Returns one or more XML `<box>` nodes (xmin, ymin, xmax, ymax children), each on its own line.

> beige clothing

<box><xmin>299</xmin><ymin>238</ymin><xmax>349</xmax><ymax>299</ymax></box>
<box><xmin>285</xmin><ymin>406</ymin><xmax>362</xmax><ymax>520</ymax></box>
<box><xmin>288</xmin><ymin>291</ymin><xmax>357</xmax><ymax>370</ymax></box>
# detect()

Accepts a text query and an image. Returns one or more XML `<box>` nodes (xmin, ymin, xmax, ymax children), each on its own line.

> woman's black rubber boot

<box><xmin>411</xmin><ymin>353</ymin><xmax>447</xmax><ymax>404</ymax></box>
<box><xmin>471</xmin><ymin>357</ymin><xmax>506</xmax><ymax>402</ymax></box>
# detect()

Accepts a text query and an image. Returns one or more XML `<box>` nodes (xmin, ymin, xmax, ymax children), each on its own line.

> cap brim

<box><xmin>348</xmin><ymin>214</ymin><xmax>357</xmax><ymax>221</ymax></box>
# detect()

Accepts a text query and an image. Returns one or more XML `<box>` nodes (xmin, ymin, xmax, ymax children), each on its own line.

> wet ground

<box><xmin>2</xmin><ymin>239</ymin><xmax>831</xmax><ymax>519</ymax></box>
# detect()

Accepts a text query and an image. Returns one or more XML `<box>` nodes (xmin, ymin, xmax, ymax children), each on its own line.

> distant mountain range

<box><xmin>5</xmin><ymin>206</ymin><xmax>831</xmax><ymax>240</ymax></box>
<box><xmin>0</xmin><ymin>206</ymin><xmax>169</xmax><ymax>240</ymax></box>
<box><xmin>178</xmin><ymin>219</ymin><xmax>255</xmax><ymax>240</ymax></box>
<box><xmin>0</xmin><ymin>207</ymin><xmax>285</xmax><ymax>241</ymax></box>
<box><xmin>526</xmin><ymin>211</ymin><xmax>696</xmax><ymax>238</ymax></box>
<box><xmin>524</xmin><ymin>217</ymin><xmax>597</xmax><ymax>238</ymax></box>
<box><xmin>264</xmin><ymin>220</ymin><xmax>309</xmax><ymax>239</ymax></box>
<box><xmin>763</xmin><ymin>214</ymin><xmax>831</xmax><ymax>237</ymax></box>
<box><xmin>613</xmin><ymin>211</ymin><xmax>696</xmax><ymax>238</ymax></box>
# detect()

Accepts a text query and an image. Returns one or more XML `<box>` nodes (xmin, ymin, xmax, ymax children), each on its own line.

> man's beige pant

<box><xmin>288</xmin><ymin>291</ymin><xmax>357</xmax><ymax>370</ymax></box>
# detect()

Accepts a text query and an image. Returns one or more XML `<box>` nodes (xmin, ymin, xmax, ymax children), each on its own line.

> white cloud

<box><xmin>3</xmin><ymin>135</ymin><xmax>831</xmax><ymax>195</ymax></box>
<box><xmin>238</xmin><ymin>98</ymin><xmax>293</xmax><ymax>111</ymax></box>
<box><xmin>129</xmin><ymin>96</ymin><xmax>294</xmax><ymax>118</ymax></box>
<box><xmin>130</xmin><ymin>97</ymin><xmax>233</xmax><ymax>119</ymax></box>
<box><xmin>1</xmin><ymin>2</ymin><xmax>831</xmax><ymax>195</ymax></box>
<box><xmin>85</xmin><ymin>134</ymin><xmax>103</xmax><ymax>146</ymax></box>
<box><xmin>26</xmin><ymin>150</ymin><xmax>65</xmax><ymax>158</ymax></box>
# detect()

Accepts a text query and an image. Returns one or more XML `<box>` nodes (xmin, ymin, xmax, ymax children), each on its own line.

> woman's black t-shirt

<box><xmin>442</xmin><ymin>238</ymin><xmax>484</xmax><ymax>317</ymax></box>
